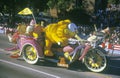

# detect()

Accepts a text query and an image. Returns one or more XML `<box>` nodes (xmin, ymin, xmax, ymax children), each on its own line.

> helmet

<box><xmin>68</xmin><ymin>23</ymin><xmax>77</xmax><ymax>32</ymax></box>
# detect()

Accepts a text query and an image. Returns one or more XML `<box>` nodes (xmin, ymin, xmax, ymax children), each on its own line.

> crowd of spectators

<box><xmin>92</xmin><ymin>4</ymin><xmax>120</xmax><ymax>29</ymax></box>
<box><xmin>77</xmin><ymin>4</ymin><xmax>120</xmax><ymax>44</ymax></box>
<box><xmin>77</xmin><ymin>4</ymin><xmax>119</xmax><ymax>36</ymax></box>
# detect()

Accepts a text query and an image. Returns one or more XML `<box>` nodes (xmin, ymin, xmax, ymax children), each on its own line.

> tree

<box><xmin>108</xmin><ymin>0</ymin><xmax>120</xmax><ymax>4</ymax></box>
<box><xmin>47</xmin><ymin>0</ymin><xmax>91</xmax><ymax>24</ymax></box>
<box><xmin>47</xmin><ymin>0</ymin><xmax>75</xmax><ymax>18</ymax></box>
<box><xmin>0</xmin><ymin>0</ymin><xmax>30</xmax><ymax>27</ymax></box>
<box><xmin>94</xmin><ymin>0</ymin><xmax>108</xmax><ymax>13</ymax></box>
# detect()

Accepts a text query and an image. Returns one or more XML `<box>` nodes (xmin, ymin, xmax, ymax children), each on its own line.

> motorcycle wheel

<box><xmin>22</xmin><ymin>43</ymin><xmax>39</xmax><ymax>64</ymax></box>
<box><xmin>84</xmin><ymin>48</ymin><xmax>107</xmax><ymax>72</ymax></box>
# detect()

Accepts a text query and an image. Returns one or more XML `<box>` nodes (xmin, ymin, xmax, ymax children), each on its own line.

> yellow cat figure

<box><xmin>44</xmin><ymin>19</ymin><xmax>79</xmax><ymax>56</ymax></box>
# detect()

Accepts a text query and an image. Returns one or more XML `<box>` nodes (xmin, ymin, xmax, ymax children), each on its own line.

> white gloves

<box><xmin>58</xmin><ymin>42</ymin><xmax>61</xmax><ymax>45</ymax></box>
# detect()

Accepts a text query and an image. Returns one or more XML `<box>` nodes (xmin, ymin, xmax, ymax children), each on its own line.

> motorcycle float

<box><xmin>9</xmin><ymin>20</ymin><xmax>107</xmax><ymax>72</ymax></box>
<box><xmin>18</xmin><ymin>35</ymin><xmax>107</xmax><ymax>72</ymax></box>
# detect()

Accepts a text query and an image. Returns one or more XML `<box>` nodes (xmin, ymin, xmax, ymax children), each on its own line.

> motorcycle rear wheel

<box><xmin>22</xmin><ymin>43</ymin><xmax>39</xmax><ymax>64</ymax></box>
<box><xmin>84</xmin><ymin>48</ymin><xmax>107</xmax><ymax>72</ymax></box>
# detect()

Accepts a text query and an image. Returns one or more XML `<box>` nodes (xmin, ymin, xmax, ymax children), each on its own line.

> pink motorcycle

<box><xmin>17</xmin><ymin>35</ymin><xmax>107</xmax><ymax>72</ymax></box>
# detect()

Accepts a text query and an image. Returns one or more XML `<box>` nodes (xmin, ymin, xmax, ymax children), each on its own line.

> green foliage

<box><xmin>47</xmin><ymin>0</ymin><xmax>74</xmax><ymax>10</ymax></box>
<box><xmin>47</xmin><ymin>0</ymin><xmax>57</xmax><ymax>8</ymax></box>
<box><xmin>2</xmin><ymin>0</ymin><xmax>117</xmax><ymax>25</ymax></box>
<box><xmin>108</xmin><ymin>0</ymin><xmax>120</xmax><ymax>4</ymax></box>
<box><xmin>108</xmin><ymin>0</ymin><xmax>116</xmax><ymax>4</ymax></box>
<box><xmin>67</xmin><ymin>8</ymin><xmax>91</xmax><ymax>24</ymax></box>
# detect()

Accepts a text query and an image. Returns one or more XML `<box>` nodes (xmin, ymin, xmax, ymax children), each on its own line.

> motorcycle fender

<box><xmin>19</xmin><ymin>39</ymin><xmax>44</xmax><ymax>57</ymax></box>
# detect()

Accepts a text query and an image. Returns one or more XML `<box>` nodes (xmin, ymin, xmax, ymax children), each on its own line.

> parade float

<box><xmin>7</xmin><ymin>19</ymin><xmax>107</xmax><ymax>73</ymax></box>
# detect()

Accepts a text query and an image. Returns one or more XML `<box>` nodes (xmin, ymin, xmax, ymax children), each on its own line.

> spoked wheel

<box><xmin>22</xmin><ymin>44</ymin><xmax>39</xmax><ymax>64</ymax></box>
<box><xmin>84</xmin><ymin>48</ymin><xmax>107</xmax><ymax>72</ymax></box>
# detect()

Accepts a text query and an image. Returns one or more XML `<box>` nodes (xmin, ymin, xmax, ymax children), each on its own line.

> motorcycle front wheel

<box><xmin>22</xmin><ymin>43</ymin><xmax>39</xmax><ymax>64</ymax></box>
<box><xmin>84</xmin><ymin>48</ymin><xmax>107</xmax><ymax>72</ymax></box>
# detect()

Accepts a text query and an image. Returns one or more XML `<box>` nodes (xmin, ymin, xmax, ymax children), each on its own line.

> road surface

<box><xmin>0</xmin><ymin>33</ymin><xmax>120</xmax><ymax>78</ymax></box>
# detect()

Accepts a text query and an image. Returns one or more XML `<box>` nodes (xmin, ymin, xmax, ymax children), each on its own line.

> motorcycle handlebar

<box><xmin>68</xmin><ymin>38</ymin><xmax>89</xmax><ymax>45</ymax></box>
<box><xmin>68</xmin><ymin>38</ymin><xmax>103</xmax><ymax>48</ymax></box>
